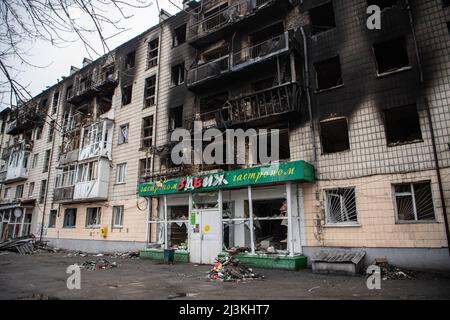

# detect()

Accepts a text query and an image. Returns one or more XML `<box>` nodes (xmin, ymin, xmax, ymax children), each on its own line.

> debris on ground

<box><xmin>207</xmin><ymin>255</ymin><xmax>264</xmax><ymax>282</ymax></box>
<box><xmin>0</xmin><ymin>236</ymin><xmax>58</xmax><ymax>255</ymax></box>
<box><xmin>110</xmin><ymin>251</ymin><xmax>140</xmax><ymax>259</ymax></box>
<box><xmin>78</xmin><ymin>258</ymin><xmax>117</xmax><ymax>271</ymax></box>
<box><xmin>224</xmin><ymin>247</ymin><xmax>250</xmax><ymax>255</ymax></box>
<box><xmin>365</xmin><ymin>258</ymin><xmax>415</xmax><ymax>280</ymax></box>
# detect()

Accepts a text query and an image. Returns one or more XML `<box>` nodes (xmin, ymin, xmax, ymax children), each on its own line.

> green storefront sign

<box><xmin>139</xmin><ymin>160</ymin><xmax>315</xmax><ymax>197</ymax></box>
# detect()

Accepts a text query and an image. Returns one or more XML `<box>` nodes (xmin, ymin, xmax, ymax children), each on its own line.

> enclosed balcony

<box><xmin>53</xmin><ymin>186</ymin><xmax>75</xmax><ymax>203</ymax></box>
<box><xmin>187</xmin><ymin>0</ymin><xmax>290</xmax><ymax>47</ymax></box>
<box><xmin>187</xmin><ymin>31</ymin><xmax>290</xmax><ymax>89</ymax></box>
<box><xmin>53</xmin><ymin>165</ymin><xmax>76</xmax><ymax>203</ymax></box>
<box><xmin>5</xmin><ymin>150</ymin><xmax>31</xmax><ymax>184</ymax></box>
<box><xmin>73</xmin><ymin>159</ymin><xmax>110</xmax><ymax>202</ymax></box>
<box><xmin>78</xmin><ymin>119</ymin><xmax>114</xmax><ymax>161</ymax></box>
<box><xmin>199</xmin><ymin>82</ymin><xmax>301</xmax><ymax>128</ymax></box>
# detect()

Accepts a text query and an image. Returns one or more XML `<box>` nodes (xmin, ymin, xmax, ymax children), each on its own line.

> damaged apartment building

<box><xmin>0</xmin><ymin>0</ymin><xmax>449</xmax><ymax>271</ymax></box>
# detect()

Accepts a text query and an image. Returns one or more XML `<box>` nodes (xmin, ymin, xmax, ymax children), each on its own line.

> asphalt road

<box><xmin>0</xmin><ymin>252</ymin><xmax>449</xmax><ymax>300</ymax></box>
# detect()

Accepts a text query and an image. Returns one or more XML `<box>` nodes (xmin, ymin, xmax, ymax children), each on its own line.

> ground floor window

<box><xmin>63</xmin><ymin>208</ymin><xmax>77</xmax><ymax>228</ymax></box>
<box><xmin>112</xmin><ymin>206</ymin><xmax>124</xmax><ymax>228</ymax></box>
<box><xmin>324</xmin><ymin>187</ymin><xmax>358</xmax><ymax>225</ymax></box>
<box><xmin>0</xmin><ymin>208</ymin><xmax>33</xmax><ymax>240</ymax></box>
<box><xmin>86</xmin><ymin>207</ymin><xmax>101</xmax><ymax>228</ymax></box>
<box><xmin>48</xmin><ymin>210</ymin><xmax>57</xmax><ymax>228</ymax></box>
<box><xmin>394</xmin><ymin>182</ymin><xmax>435</xmax><ymax>222</ymax></box>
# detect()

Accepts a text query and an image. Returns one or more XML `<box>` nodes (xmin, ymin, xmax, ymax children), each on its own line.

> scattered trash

<box><xmin>110</xmin><ymin>251</ymin><xmax>140</xmax><ymax>259</ymax></box>
<box><xmin>308</xmin><ymin>286</ymin><xmax>320</xmax><ymax>292</ymax></box>
<box><xmin>224</xmin><ymin>247</ymin><xmax>250</xmax><ymax>255</ymax></box>
<box><xmin>365</xmin><ymin>259</ymin><xmax>415</xmax><ymax>280</ymax></box>
<box><xmin>78</xmin><ymin>258</ymin><xmax>117</xmax><ymax>271</ymax></box>
<box><xmin>207</xmin><ymin>255</ymin><xmax>264</xmax><ymax>282</ymax></box>
<box><xmin>0</xmin><ymin>236</ymin><xmax>57</xmax><ymax>255</ymax></box>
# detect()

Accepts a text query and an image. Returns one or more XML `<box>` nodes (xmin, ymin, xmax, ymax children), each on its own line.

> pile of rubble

<box><xmin>366</xmin><ymin>259</ymin><xmax>415</xmax><ymax>280</ymax></box>
<box><xmin>0</xmin><ymin>236</ymin><xmax>57</xmax><ymax>255</ymax></box>
<box><xmin>208</xmin><ymin>256</ymin><xmax>264</xmax><ymax>282</ymax></box>
<box><xmin>78</xmin><ymin>258</ymin><xmax>117</xmax><ymax>271</ymax></box>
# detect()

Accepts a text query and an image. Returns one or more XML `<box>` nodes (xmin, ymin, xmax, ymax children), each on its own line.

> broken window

<box><xmin>169</xmin><ymin>106</ymin><xmax>183</xmax><ymax>131</ymax></box>
<box><xmin>203</xmin><ymin>3</ymin><xmax>228</xmax><ymax>31</ymax></box>
<box><xmin>15</xmin><ymin>185</ymin><xmax>24</xmax><ymax>199</ymax></box>
<box><xmin>173</xmin><ymin>24</ymin><xmax>186</xmax><ymax>47</ymax></box>
<box><xmin>77</xmin><ymin>161</ymin><xmax>98</xmax><ymax>182</ymax></box>
<box><xmin>325</xmin><ymin>188</ymin><xmax>358</xmax><ymax>224</ymax></box>
<box><xmin>384</xmin><ymin>104</ymin><xmax>422</xmax><ymax>145</ymax></box>
<box><xmin>200</xmin><ymin>92</ymin><xmax>228</xmax><ymax>126</ymax></box>
<box><xmin>48</xmin><ymin>210</ymin><xmax>57</xmax><ymax>228</ymax></box>
<box><xmin>168</xmin><ymin>205</ymin><xmax>189</xmax><ymax>249</ymax></box>
<box><xmin>63</xmin><ymin>208</ymin><xmax>77</xmax><ymax>228</ymax></box>
<box><xmin>118</xmin><ymin>123</ymin><xmax>129</xmax><ymax>145</ymax></box>
<box><xmin>373</xmin><ymin>37</ymin><xmax>409</xmax><ymax>74</ymax></box>
<box><xmin>250</xmin><ymin>22</ymin><xmax>284</xmax><ymax>45</ymax></box>
<box><xmin>171</xmin><ymin>62</ymin><xmax>185</xmax><ymax>86</ymax></box>
<box><xmin>125</xmin><ymin>51</ymin><xmax>136</xmax><ymax>69</ymax></box>
<box><xmin>116</xmin><ymin>163</ymin><xmax>127</xmax><ymax>184</ymax></box>
<box><xmin>39</xmin><ymin>180</ymin><xmax>47</xmax><ymax>204</ymax></box>
<box><xmin>47</xmin><ymin>120</ymin><xmax>55</xmax><ymax>142</ymax></box>
<box><xmin>122</xmin><ymin>85</ymin><xmax>133</xmax><ymax>105</ymax></box>
<box><xmin>314</xmin><ymin>56</ymin><xmax>343</xmax><ymax>91</ymax></box>
<box><xmin>86</xmin><ymin>207</ymin><xmax>101</xmax><ymax>228</ymax></box>
<box><xmin>43</xmin><ymin>149</ymin><xmax>51</xmax><ymax>173</ymax></box>
<box><xmin>66</xmin><ymin>85</ymin><xmax>73</xmax><ymax>100</ymax></box>
<box><xmin>367</xmin><ymin>0</ymin><xmax>399</xmax><ymax>10</ymax></box>
<box><xmin>139</xmin><ymin>158</ymin><xmax>152</xmax><ymax>181</ymax></box>
<box><xmin>320</xmin><ymin>118</ymin><xmax>350</xmax><ymax>154</ymax></box>
<box><xmin>144</xmin><ymin>76</ymin><xmax>156</xmax><ymax>108</ymax></box>
<box><xmin>112</xmin><ymin>206</ymin><xmax>124</xmax><ymax>228</ymax></box>
<box><xmin>252</xmin><ymin>77</ymin><xmax>275</xmax><ymax>92</ymax></box>
<box><xmin>310</xmin><ymin>1</ymin><xmax>336</xmax><ymax>35</ymax></box>
<box><xmin>141</xmin><ymin>115</ymin><xmax>154</xmax><ymax>148</ymax></box>
<box><xmin>147</xmin><ymin>38</ymin><xmax>159</xmax><ymax>68</ymax></box>
<box><xmin>394</xmin><ymin>182</ymin><xmax>435</xmax><ymax>222</ymax></box>
<box><xmin>52</xmin><ymin>91</ymin><xmax>59</xmax><ymax>114</ymax></box>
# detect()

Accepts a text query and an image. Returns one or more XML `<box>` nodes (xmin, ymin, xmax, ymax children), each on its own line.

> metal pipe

<box><xmin>406</xmin><ymin>0</ymin><xmax>424</xmax><ymax>83</ymax></box>
<box><xmin>286</xmin><ymin>182</ymin><xmax>294</xmax><ymax>257</ymax></box>
<box><xmin>424</xmin><ymin>97</ymin><xmax>450</xmax><ymax>256</ymax></box>
<box><xmin>247</xmin><ymin>185</ymin><xmax>255</xmax><ymax>254</ymax></box>
<box><xmin>300</xmin><ymin>26</ymin><xmax>317</xmax><ymax>164</ymax></box>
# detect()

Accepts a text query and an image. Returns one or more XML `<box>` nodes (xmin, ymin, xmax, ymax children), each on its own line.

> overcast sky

<box><xmin>0</xmin><ymin>0</ymin><xmax>183</xmax><ymax>110</ymax></box>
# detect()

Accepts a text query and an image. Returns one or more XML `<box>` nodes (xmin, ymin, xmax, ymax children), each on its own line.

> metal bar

<box><xmin>286</xmin><ymin>182</ymin><xmax>294</xmax><ymax>257</ymax></box>
<box><xmin>247</xmin><ymin>185</ymin><xmax>255</xmax><ymax>255</ymax></box>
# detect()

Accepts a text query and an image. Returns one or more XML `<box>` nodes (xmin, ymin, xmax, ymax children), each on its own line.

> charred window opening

<box><xmin>203</xmin><ymin>3</ymin><xmax>228</xmax><ymax>31</ymax></box>
<box><xmin>47</xmin><ymin>120</ymin><xmax>55</xmax><ymax>143</ymax></box>
<box><xmin>201</xmin><ymin>44</ymin><xmax>229</xmax><ymax>62</ymax></box>
<box><xmin>171</xmin><ymin>62</ymin><xmax>185</xmax><ymax>86</ymax></box>
<box><xmin>320</xmin><ymin>118</ymin><xmax>350</xmax><ymax>154</ymax></box>
<box><xmin>66</xmin><ymin>85</ymin><xmax>73</xmax><ymax>100</ymax></box>
<box><xmin>200</xmin><ymin>92</ymin><xmax>228</xmax><ymax>125</ymax></box>
<box><xmin>125</xmin><ymin>51</ymin><xmax>136</xmax><ymax>69</ymax></box>
<box><xmin>122</xmin><ymin>85</ymin><xmax>133</xmax><ymax>105</ymax></box>
<box><xmin>443</xmin><ymin>0</ymin><xmax>450</xmax><ymax>7</ymax></box>
<box><xmin>169</xmin><ymin>106</ymin><xmax>183</xmax><ymax>131</ymax></box>
<box><xmin>141</xmin><ymin>115</ymin><xmax>154</xmax><ymax>149</ymax></box>
<box><xmin>384</xmin><ymin>104</ymin><xmax>422</xmax><ymax>145</ymax></box>
<box><xmin>99</xmin><ymin>97</ymin><xmax>112</xmax><ymax>115</ymax></box>
<box><xmin>252</xmin><ymin>77</ymin><xmax>275</xmax><ymax>91</ymax></box>
<box><xmin>314</xmin><ymin>56</ymin><xmax>343</xmax><ymax>91</ymax></box>
<box><xmin>147</xmin><ymin>38</ymin><xmax>159</xmax><ymax>69</ymax></box>
<box><xmin>173</xmin><ymin>24</ymin><xmax>186</xmax><ymax>47</ymax></box>
<box><xmin>373</xmin><ymin>37</ymin><xmax>409</xmax><ymax>74</ymax></box>
<box><xmin>310</xmin><ymin>1</ymin><xmax>336</xmax><ymax>35</ymax></box>
<box><xmin>52</xmin><ymin>91</ymin><xmax>59</xmax><ymax>114</ymax></box>
<box><xmin>144</xmin><ymin>76</ymin><xmax>156</xmax><ymax>108</ymax></box>
<box><xmin>367</xmin><ymin>0</ymin><xmax>400</xmax><ymax>10</ymax></box>
<box><xmin>249</xmin><ymin>22</ymin><xmax>284</xmax><ymax>45</ymax></box>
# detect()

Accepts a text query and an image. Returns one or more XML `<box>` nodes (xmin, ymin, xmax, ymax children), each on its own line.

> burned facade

<box><xmin>0</xmin><ymin>0</ymin><xmax>449</xmax><ymax>270</ymax></box>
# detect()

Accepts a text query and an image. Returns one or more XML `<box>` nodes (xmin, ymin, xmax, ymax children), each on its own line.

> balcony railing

<box><xmin>53</xmin><ymin>186</ymin><xmax>75</xmax><ymax>202</ymax></box>
<box><xmin>68</xmin><ymin>69</ymin><xmax>118</xmax><ymax>104</ymax></box>
<box><xmin>187</xmin><ymin>31</ymin><xmax>289</xmax><ymax>87</ymax></box>
<box><xmin>187</xmin><ymin>0</ymin><xmax>276</xmax><ymax>41</ymax></box>
<box><xmin>0</xmin><ymin>170</ymin><xmax>7</xmax><ymax>183</ymax></box>
<box><xmin>199</xmin><ymin>82</ymin><xmax>300</xmax><ymax>127</ymax></box>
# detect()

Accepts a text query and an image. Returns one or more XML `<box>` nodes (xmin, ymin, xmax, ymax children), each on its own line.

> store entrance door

<box><xmin>189</xmin><ymin>209</ymin><xmax>222</xmax><ymax>265</ymax></box>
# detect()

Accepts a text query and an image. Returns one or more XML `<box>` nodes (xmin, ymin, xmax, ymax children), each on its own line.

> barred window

<box><xmin>394</xmin><ymin>182</ymin><xmax>435</xmax><ymax>222</ymax></box>
<box><xmin>325</xmin><ymin>188</ymin><xmax>358</xmax><ymax>224</ymax></box>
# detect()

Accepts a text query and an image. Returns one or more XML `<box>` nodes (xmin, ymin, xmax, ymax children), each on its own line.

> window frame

<box><xmin>118</xmin><ymin>123</ymin><xmax>129</xmax><ymax>145</ymax></box>
<box><xmin>171</xmin><ymin>62</ymin><xmax>185</xmax><ymax>87</ymax></box>
<box><xmin>144</xmin><ymin>75</ymin><xmax>157</xmax><ymax>108</ymax></box>
<box><xmin>393</xmin><ymin>181</ymin><xmax>436</xmax><ymax>224</ymax></box>
<box><xmin>86</xmin><ymin>207</ymin><xmax>102</xmax><ymax>228</ymax></box>
<box><xmin>48</xmin><ymin>210</ymin><xmax>57</xmax><ymax>228</ymax></box>
<box><xmin>147</xmin><ymin>38</ymin><xmax>159</xmax><ymax>69</ymax></box>
<box><xmin>116</xmin><ymin>163</ymin><xmax>127</xmax><ymax>184</ymax></box>
<box><xmin>122</xmin><ymin>85</ymin><xmax>133</xmax><ymax>106</ymax></box>
<box><xmin>314</xmin><ymin>56</ymin><xmax>344</xmax><ymax>92</ymax></box>
<box><xmin>112</xmin><ymin>206</ymin><xmax>124</xmax><ymax>229</ymax></box>
<box><xmin>172</xmin><ymin>24</ymin><xmax>187</xmax><ymax>47</ymax></box>
<box><xmin>324</xmin><ymin>187</ymin><xmax>359</xmax><ymax>226</ymax></box>
<box><xmin>141</xmin><ymin>115</ymin><xmax>154</xmax><ymax>149</ymax></box>
<box><xmin>319</xmin><ymin>117</ymin><xmax>350</xmax><ymax>154</ymax></box>
<box><xmin>63</xmin><ymin>208</ymin><xmax>77</xmax><ymax>228</ymax></box>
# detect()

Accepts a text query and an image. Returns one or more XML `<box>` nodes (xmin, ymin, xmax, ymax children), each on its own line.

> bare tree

<box><xmin>0</xmin><ymin>0</ymin><xmax>153</xmax><ymax>111</ymax></box>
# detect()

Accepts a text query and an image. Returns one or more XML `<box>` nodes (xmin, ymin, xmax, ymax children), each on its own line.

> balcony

<box><xmin>187</xmin><ymin>31</ymin><xmax>289</xmax><ymax>89</ymax></box>
<box><xmin>187</xmin><ymin>0</ymin><xmax>288</xmax><ymax>47</ymax></box>
<box><xmin>0</xmin><ymin>170</ymin><xmax>6</xmax><ymax>183</ymax></box>
<box><xmin>199</xmin><ymin>82</ymin><xmax>301</xmax><ymax>128</ymax></box>
<box><xmin>53</xmin><ymin>186</ymin><xmax>75</xmax><ymax>203</ymax></box>
<box><xmin>6</xmin><ymin>108</ymin><xmax>43</xmax><ymax>135</ymax></box>
<box><xmin>78</xmin><ymin>119</ymin><xmax>114</xmax><ymax>161</ymax></box>
<box><xmin>5</xmin><ymin>164</ymin><xmax>29</xmax><ymax>184</ymax></box>
<box><xmin>72</xmin><ymin>158</ymin><xmax>110</xmax><ymax>202</ymax></box>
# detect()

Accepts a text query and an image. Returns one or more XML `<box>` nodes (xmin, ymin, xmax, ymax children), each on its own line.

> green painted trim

<box><xmin>218</xmin><ymin>253</ymin><xmax>308</xmax><ymax>271</ymax></box>
<box><xmin>139</xmin><ymin>160</ymin><xmax>315</xmax><ymax>196</ymax></box>
<box><xmin>140</xmin><ymin>249</ymin><xmax>190</xmax><ymax>263</ymax></box>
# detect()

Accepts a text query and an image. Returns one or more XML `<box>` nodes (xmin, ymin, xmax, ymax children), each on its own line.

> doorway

<box><xmin>189</xmin><ymin>209</ymin><xmax>222</xmax><ymax>264</ymax></box>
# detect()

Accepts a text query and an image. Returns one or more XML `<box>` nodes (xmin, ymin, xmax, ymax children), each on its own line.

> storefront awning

<box><xmin>139</xmin><ymin>160</ymin><xmax>315</xmax><ymax>197</ymax></box>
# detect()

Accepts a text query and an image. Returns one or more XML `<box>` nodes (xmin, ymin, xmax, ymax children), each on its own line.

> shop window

<box><xmin>325</xmin><ymin>188</ymin><xmax>358</xmax><ymax>224</ymax></box>
<box><xmin>118</xmin><ymin>123</ymin><xmax>129</xmax><ymax>145</ymax></box>
<box><xmin>320</xmin><ymin>118</ymin><xmax>350</xmax><ymax>154</ymax></box>
<box><xmin>141</xmin><ymin>115</ymin><xmax>154</xmax><ymax>149</ymax></box>
<box><xmin>310</xmin><ymin>1</ymin><xmax>336</xmax><ymax>35</ymax></box>
<box><xmin>112</xmin><ymin>206</ymin><xmax>124</xmax><ymax>228</ymax></box>
<box><xmin>15</xmin><ymin>185</ymin><xmax>24</xmax><ymax>199</ymax></box>
<box><xmin>171</xmin><ymin>62</ymin><xmax>185</xmax><ymax>86</ymax></box>
<box><xmin>122</xmin><ymin>85</ymin><xmax>133</xmax><ymax>105</ymax></box>
<box><xmin>173</xmin><ymin>24</ymin><xmax>186</xmax><ymax>47</ymax></box>
<box><xmin>116</xmin><ymin>163</ymin><xmax>127</xmax><ymax>184</ymax></box>
<box><xmin>314</xmin><ymin>56</ymin><xmax>343</xmax><ymax>91</ymax></box>
<box><xmin>144</xmin><ymin>76</ymin><xmax>156</xmax><ymax>108</ymax></box>
<box><xmin>373</xmin><ymin>37</ymin><xmax>409</xmax><ymax>75</ymax></box>
<box><xmin>39</xmin><ymin>180</ymin><xmax>47</xmax><ymax>204</ymax></box>
<box><xmin>147</xmin><ymin>38</ymin><xmax>159</xmax><ymax>69</ymax></box>
<box><xmin>367</xmin><ymin>0</ymin><xmax>399</xmax><ymax>10</ymax></box>
<box><xmin>63</xmin><ymin>208</ymin><xmax>77</xmax><ymax>228</ymax></box>
<box><xmin>28</xmin><ymin>182</ymin><xmax>35</xmax><ymax>198</ymax></box>
<box><xmin>384</xmin><ymin>104</ymin><xmax>422</xmax><ymax>145</ymax></box>
<box><xmin>86</xmin><ymin>207</ymin><xmax>101</xmax><ymax>228</ymax></box>
<box><xmin>168</xmin><ymin>205</ymin><xmax>188</xmax><ymax>250</ymax></box>
<box><xmin>169</xmin><ymin>106</ymin><xmax>183</xmax><ymax>131</ymax></box>
<box><xmin>249</xmin><ymin>199</ymin><xmax>288</xmax><ymax>253</ymax></box>
<box><xmin>222</xmin><ymin>200</ymin><xmax>252</xmax><ymax>250</ymax></box>
<box><xmin>394</xmin><ymin>182</ymin><xmax>435</xmax><ymax>222</ymax></box>
<box><xmin>48</xmin><ymin>210</ymin><xmax>57</xmax><ymax>228</ymax></box>
<box><xmin>125</xmin><ymin>51</ymin><xmax>136</xmax><ymax>69</ymax></box>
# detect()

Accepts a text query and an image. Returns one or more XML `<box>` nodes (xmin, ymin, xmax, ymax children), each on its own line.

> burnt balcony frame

<box><xmin>53</xmin><ymin>186</ymin><xmax>75</xmax><ymax>203</ymax></box>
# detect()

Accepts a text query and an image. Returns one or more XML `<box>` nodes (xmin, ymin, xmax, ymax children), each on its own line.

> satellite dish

<box><xmin>14</xmin><ymin>208</ymin><xmax>22</xmax><ymax>218</ymax></box>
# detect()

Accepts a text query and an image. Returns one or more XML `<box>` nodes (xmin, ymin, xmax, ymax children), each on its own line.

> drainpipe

<box><xmin>405</xmin><ymin>0</ymin><xmax>424</xmax><ymax>83</ymax></box>
<box><xmin>300</xmin><ymin>26</ymin><xmax>317</xmax><ymax>164</ymax></box>
<box><xmin>424</xmin><ymin>98</ymin><xmax>450</xmax><ymax>256</ymax></box>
